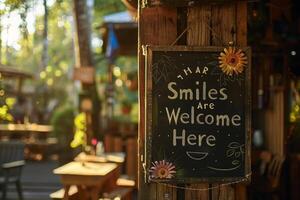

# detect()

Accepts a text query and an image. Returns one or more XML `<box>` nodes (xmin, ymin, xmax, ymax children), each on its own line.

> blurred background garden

<box><xmin>0</xmin><ymin>0</ymin><xmax>138</xmax><ymax>199</ymax></box>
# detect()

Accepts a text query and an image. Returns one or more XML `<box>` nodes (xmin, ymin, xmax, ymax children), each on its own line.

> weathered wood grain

<box><xmin>187</xmin><ymin>6</ymin><xmax>211</xmax><ymax>46</ymax></box>
<box><xmin>210</xmin><ymin>3</ymin><xmax>247</xmax><ymax>200</ymax></box>
<box><xmin>236</xmin><ymin>2</ymin><xmax>247</xmax><ymax>46</ymax></box>
<box><xmin>140</xmin><ymin>7</ymin><xmax>177</xmax><ymax>45</ymax></box>
<box><xmin>156</xmin><ymin>184</ymin><xmax>177</xmax><ymax>200</ymax></box>
<box><xmin>138</xmin><ymin>5</ymin><xmax>177</xmax><ymax>200</ymax></box>
<box><xmin>186</xmin><ymin>5</ymin><xmax>211</xmax><ymax>200</ymax></box>
<box><xmin>211</xmin><ymin>184</ymin><xmax>235</xmax><ymax>200</ymax></box>
<box><xmin>211</xmin><ymin>3</ymin><xmax>236</xmax><ymax>46</ymax></box>
<box><xmin>185</xmin><ymin>184</ymin><xmax>209</xmax><ymax>200</ymax></box>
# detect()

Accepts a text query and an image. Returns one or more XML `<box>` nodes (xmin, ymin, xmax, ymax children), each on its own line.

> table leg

<box><xmin>77</xmin><ymin>185</ymin><xmax>89</xmax><ymax>200</ymax></box>
<box><xmin>63</xmin><ymin>185</ymin><xmax>70</xmax><ymax>200</ymax></box>
<box><xmin>90</xmin><ymin>187</ymin><xmax>101</xmax><ymax>200</ymax></box>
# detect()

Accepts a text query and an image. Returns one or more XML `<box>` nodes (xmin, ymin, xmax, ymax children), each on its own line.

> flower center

<box><xmin>230</xmin><ymin>58</ymin><xmax>236</xmax><ymax>64</ymax></box>
<box><xmin>158</xmin><ymin>169</ymin><xmax>167</xmax><ymax>177</ymax></box>
<box><xmin>226</xmin><ymin>54</ymin><xmax>238</xmax><ymax>67</ymax></box>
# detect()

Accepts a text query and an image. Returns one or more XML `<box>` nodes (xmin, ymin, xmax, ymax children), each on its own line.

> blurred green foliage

<box><xmin>50</xmin><ymin>105</ymin><xmax>74</xmax><ymax>141</ymax></box>
<box><xmin>1</xmin><ymin>0</ymin><xmax>138</xmax><ymax>124</ymax></box>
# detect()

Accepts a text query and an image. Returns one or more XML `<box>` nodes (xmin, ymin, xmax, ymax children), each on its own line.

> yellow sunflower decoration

<box><xmin>218</xmin><ymin>46</ymin><xmax>247</xmax><ymax>76</ymax></box>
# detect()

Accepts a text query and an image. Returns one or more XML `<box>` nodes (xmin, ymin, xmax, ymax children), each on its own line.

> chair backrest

<box><xmin>0</xmin><ymin>140</ymin><xmax>25</xmax><ymax>165</ymax></box>
<box><xmin>266</xmin><ymin>154</ymin><xmax>285</xmax><ymax>189</ymax></box>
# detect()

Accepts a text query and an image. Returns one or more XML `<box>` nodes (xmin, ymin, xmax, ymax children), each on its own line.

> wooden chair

<box><xmin>50</xmin><ymin>185</ymin><xmax>79</xmax><ymax>200</ymax></box>
<box><xmin>250</xmin><ymin>152</ymin><xmax>285</xmax><ymax>200</ymax></box>
<box><xmin>266</xmin><ymin>155</ymin><xmax>285</xmax><ymax>191</ymax></box>
<box><xmin>0</xmin><ymin>141</ymin><xmax>25</xmax><ymax>200</ymax></box>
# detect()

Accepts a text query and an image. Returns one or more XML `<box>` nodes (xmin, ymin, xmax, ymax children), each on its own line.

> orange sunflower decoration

<box><xmin>218</xmin><ymin>47</ymin><xmax>247</xmax><ymax>76</ymax></box>
<box><xmin>149</xmin><ymin>160</ymin><xmax>176</xmax><ymax>179</ymax></box>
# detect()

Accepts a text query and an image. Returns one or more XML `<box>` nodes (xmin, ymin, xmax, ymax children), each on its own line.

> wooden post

<box><xmin>138</xmin><ymin>6</ymin><xmax>178</xmax><ymax>200</ymax></box>
<box><xmin>138</xmin><ymin>1</ymin><xmax>247</xmax><ymax>200</ymax></box>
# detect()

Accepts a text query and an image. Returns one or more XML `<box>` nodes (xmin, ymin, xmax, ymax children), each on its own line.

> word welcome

<box><xmin>166</xmin><ymin>106</ymin><xmax>241</xmax><ymax>127</ymax></box>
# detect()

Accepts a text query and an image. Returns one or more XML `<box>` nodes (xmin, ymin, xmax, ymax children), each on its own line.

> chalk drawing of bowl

<box><xmin>186</xmin><ymin>151</ymin><xmax>208</xmax><ymax>160</ymax></box>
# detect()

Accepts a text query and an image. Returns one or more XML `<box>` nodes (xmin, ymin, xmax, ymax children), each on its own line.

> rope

<box><xmin>152</xmin><ymin>173</ymin><xmax>251</xmax><ymax>191</ymax></box>
<box><xmin>170</xmin><ymin>19</ymin><xmax>229</xmax><ymax>46</ymax></box>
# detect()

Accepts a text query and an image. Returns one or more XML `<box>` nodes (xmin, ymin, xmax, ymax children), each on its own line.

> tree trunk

<box><xmin>41</xmin><ymin>0</ymin><xmax>48</xmax><ymax>70</ymax></box>
<box><xmin>73</xmin><ymin>0</ymin><xmax>93</xmax><ymax>67</ymax></box>
<box><xmin>73</xmin><ymin>0</ymin><xmax>100</xmax><ymax>143</ymax></box>
<box><xmin>5</xmin><ymin>13</ymin><xmax>10</xmax><ymax>65</ymax></box>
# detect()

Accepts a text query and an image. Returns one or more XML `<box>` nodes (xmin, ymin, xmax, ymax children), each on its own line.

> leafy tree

<box><xmin>2</xmin><ymin>0</ymin><xmax>75</xmax><ymax>122</ymax></box>
<box><xmin>93</xmin><ymin>0</ymin><xmax>126</xmax><ymax>26</ymax></box>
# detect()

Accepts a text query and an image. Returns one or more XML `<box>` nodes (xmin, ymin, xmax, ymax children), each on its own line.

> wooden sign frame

<box><xmin>145</xmin><ymin>45</ymin><xmax>251</xmax><ymax>183</ymax></box>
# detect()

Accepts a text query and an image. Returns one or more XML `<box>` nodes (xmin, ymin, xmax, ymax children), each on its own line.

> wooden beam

<box><xmin>138</xmin><ymin>5</ymin><xmax>177</xmax><ymax>200</ymax></box>
<box><xmin>236</xmin><ymin>2</ymin><xmax>247</xmax><ymax>46</ymax></box>
<box><xmin>185</xmin><ymin>6</ymin><xmax>211</xmax><ymax>199</ymax></box>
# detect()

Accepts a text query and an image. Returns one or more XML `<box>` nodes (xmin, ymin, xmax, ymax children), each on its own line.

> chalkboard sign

<box><xmin>145</xmin><ymin>46</ymin><xmax>251</xmax><ymax>183</ymax></box>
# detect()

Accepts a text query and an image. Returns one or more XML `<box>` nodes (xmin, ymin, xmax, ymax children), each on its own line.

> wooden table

<box><xmin>74</xmin><ymin>152</ymin><xmax>125</xmax><ymax>164</ymax></box>
<box><xmin>54</xmin><ymin>161</ymin><xmax>119</xmax><ymax>200</ymax></box>
<box><xmin>0</xmin><ymin>123</ymin><xmax>52</xmax><ymax>132</ymax></box>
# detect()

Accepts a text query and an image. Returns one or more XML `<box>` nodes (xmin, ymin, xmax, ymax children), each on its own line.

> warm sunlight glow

<box><xmin>0</xmin><ymin>0</ymin><xmax>55</xmax><ymax>50</ymax></box>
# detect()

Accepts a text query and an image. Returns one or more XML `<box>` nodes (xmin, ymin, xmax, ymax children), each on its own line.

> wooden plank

<box><xmin>186</xmin><ymin>6</ymin><xmax>211</xmax><ymax>199</ymax></box>
<box><xmin>210</xmin><ymin>2</ymin><xmax>247</xmax><ymax>200</ymax></box>
<box><xmin>114</xmin><ymin>136</ymin><xmax>123</xmax><ymax>152</ymax></box>
<box><xmin>186</xmin><ymin>3</ymin><xmax>246</xmax><ymax>200</ymax></box>
<box><xmin>236</xmin><ymin>2</ymin><xmax>247</xmax><ymax>46</ymax></box>
<box><xmin>211</xmin><ymin>184</ymin><xmax>235</xmax><ymax>200</ymax></box>
<box><xmin>138</xmin><ymin>4</ymin><xmax>177</xmax><ymax>200</ymax></box>
<box><xmin>235</xmin><ymin>184</ymin><xmax>247</xmax><ymax>200</ymax></box>
<box><xmin>126</xmin><ymin>137</ymin><xmax>138</xmax><ymax>178</ymax></box>
<box><xmin>185</xmin><ymin>184</ymin><xmax>208</xmax><ymax>200</ymax></box>
<box><xmin>104</xmin><ymin>134</ymin><xmax>114</xmax><ymax>152</ymax></box>
<box><xmin>235</xmin><ymin>4</ymin><xmax>248</xmax><ymax>200</ymax></box>
<box><xmin>211</xmin><ymin>3</ymin><xmax>236</xmax><ymax>45</ymax></box>
<box><xmin>264</xmin><ymin>89</ymin><xmax>285</xmax><ymax>155</ymax></box>
<box><xmin>156</xmin><ymin>184</ymin><xmax>177</xmax><ymax>200</ymax></box>
<box><xmin>140</xmin><ymin>7</ymin><xmax>177</xmax><ymax>45</ymax></box>
<box><xmin>187</xmin><ymin>6</ymin><xmax>211</xmax><ymax>46</ymax></box>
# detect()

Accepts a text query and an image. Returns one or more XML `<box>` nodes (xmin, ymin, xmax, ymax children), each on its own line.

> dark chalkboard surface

<box><xmin>145</xmin><ymin>46</ymin><xmax>251</xmax><ymax>183</ymax></box>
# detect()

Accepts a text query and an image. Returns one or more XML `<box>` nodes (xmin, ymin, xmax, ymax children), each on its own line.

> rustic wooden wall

<box><xmin>138</xmin><ymin>1</ymin><xmax>248</xmax><ymax>200</ymax></box>
<box><xmin>264</xmin><ymin>89</ymin><xmax>285</xmax><ymax>156</ymax></box>
<box><xmin>260</xmin><ymin>0</ymin><xmax>290</xmax><ymax>157</ymax></box>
